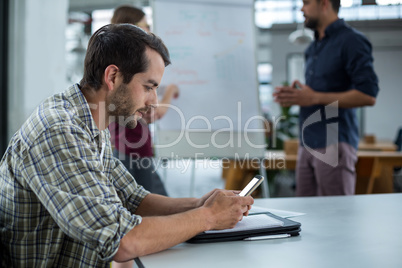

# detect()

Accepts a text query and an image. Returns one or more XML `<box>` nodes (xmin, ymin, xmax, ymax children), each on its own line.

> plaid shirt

<box><xmin>0</xmin><ymin>84</ymin><xmax>149</xmax><ymax>267</ymax></box>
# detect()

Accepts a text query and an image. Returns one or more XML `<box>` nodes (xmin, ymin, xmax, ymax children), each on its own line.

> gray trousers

<box><xmin>296</xmin><ymin>142</ymin><xmax>357</xmax><ymax>196</ymax></box>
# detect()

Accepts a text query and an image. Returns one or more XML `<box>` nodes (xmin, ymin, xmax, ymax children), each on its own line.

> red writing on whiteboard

<box><xmin>165</xmin><ymin>29</ymin><xmax>184</xmax><ymax>36</ymax></box>
<box><xmin>171</xmin><ymin>68</ymin><xmax>198</xmax><ymax>76</ymax></box>
<box><xmin>177</xmin><ymin>80</ymin><xmax>208</xmax><ymax>85</ymax></box>
<box><xmin>229</xmin><ymin>31</ymin><xmax>245</xmax><ymax>37</ymax></box>
<box><xmin>198</xmin><ymin>30</ymin><xmax>212</xmax><ymax>37</ymax></box>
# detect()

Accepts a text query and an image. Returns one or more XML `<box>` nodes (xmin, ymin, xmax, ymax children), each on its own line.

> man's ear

<box><xmin>321</xmin><ymin>0</ymin><xmax>330</xmax><ymax>11</ymax></box>
<box><xmin>104</xmin><ymin>65</ymin><xmax>120</xmax><ymax>91</ymax></box>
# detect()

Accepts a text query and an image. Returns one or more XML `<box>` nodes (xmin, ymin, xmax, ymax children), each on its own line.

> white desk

<box><xmin>136</xmin><ymin>194</ymin><xmax>402</xmax><ymax>268</ymax></box>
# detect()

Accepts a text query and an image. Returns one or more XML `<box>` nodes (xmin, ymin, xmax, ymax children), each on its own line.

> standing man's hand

<box><xmin>273</xmin><ymin>80</ymin><xmax>317</xmax><ymax>107</ymax></box>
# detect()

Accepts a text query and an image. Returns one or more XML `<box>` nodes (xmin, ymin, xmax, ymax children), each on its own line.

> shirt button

<box><xmin>309</xmin><ymin>70</ymin><xmax>314</xmax><ymax>75</ymax></box>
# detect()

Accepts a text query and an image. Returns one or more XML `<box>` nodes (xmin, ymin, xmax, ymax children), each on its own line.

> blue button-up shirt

<box><xmin>300</xmin><ymin>19</ymin><xmax>379</xmax><ymax>149</ymax></box>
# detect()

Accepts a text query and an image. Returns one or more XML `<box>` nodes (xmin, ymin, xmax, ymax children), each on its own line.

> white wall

<box><xmin>8</xmin><ymin>0</ymin><xmax>69</xmax><ymax>139</ymax></box>
<box><xmin>269</xmin><ymin>20</ymin><xmax>402</xmax><ymax>141</ymax></box>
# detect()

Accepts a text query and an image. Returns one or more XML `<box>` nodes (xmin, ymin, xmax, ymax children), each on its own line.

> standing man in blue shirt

<box><xmin>274</xmin><ymin>0</ymin><xmax>379</xmax><ymax>196</ymax></box>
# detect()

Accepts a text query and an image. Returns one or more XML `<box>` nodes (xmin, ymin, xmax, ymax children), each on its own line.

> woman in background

<box><xmin>110</xmin><ymin>6</ymin><xmax>180</xmax><ymax>268</ymax></box>
<box><xmin>109</xmin><ymin>5</ymin><xmax>179</xmax><ymax>196</ymax></box>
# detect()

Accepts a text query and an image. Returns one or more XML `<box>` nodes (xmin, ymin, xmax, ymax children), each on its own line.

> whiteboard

<box><xmin>152</xmin><ymin>0</ymin><xmax>265</xmax><ymax>159</ymax></box>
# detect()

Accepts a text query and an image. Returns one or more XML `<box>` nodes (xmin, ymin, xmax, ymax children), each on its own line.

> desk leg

<box><xmin>355</xmin><ymin>158</ymin><xmax>372</xmax><ymax>194</ymax></box>
<box><xmin>367</xmin><ymin>158</ymin><xmax>381</xmax><ymax>194</ymax></box>
<box><xmin>372</xmin><ymin>165</ymin><xmax>394</xmax><ymax>193</ymax></box>
<box><xmin>366</xmin><ymin>158</ymin><xmax>395</xmax><ymax>194</ymax></box>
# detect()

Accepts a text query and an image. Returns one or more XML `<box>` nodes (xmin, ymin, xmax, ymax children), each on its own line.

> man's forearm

<box><xmin>114</xmin><ymin>207</ymin><xmax>211</xmax><ymax>262</ymax></box>
<box><xmin>314</xmin><ymin>89</ymin><xmax>376</xmax><ymax>108</ymax></box>
<box><xmin>115</xmin><ymin>190</ymin><xmax>254</xmax><ymax>262</ymax></box>
<box><xmin>135</xmin><ymin>194</ymin><xmax>200</xmax><ymax>216</ymax></box>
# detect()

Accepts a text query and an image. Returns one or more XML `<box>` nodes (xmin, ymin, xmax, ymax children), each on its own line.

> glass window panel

<box><xmin>377</xmin><ymin>0</ymin><xmax>402</xmax><ymax>5</ymax></box>
<box><xmin>295</xmin><ymin>12</ymin><xmax>304</xmax><ymax>23</ymax></box>
<box><xmin>287</xmin><ymin>53</ymin><xmax>305</xmax><ymax>84</ymax></box>
<box><xmin>358</xmin><ymin>5</ymin><xmax>378</xmax><ymax>20</ymax></box>
<box><xmin>92</xmin><ymin>9</ymin><xmax>114</xmax><ymax>34</ymax></box>
<box><xmin>271</xmin><ymin>10</ymin><xmax>294</xmax><ymax>24</ymax></box>
<box><xmin>378</xmin><ymin>4</ymin><xmax>401</xmax><ymax>18</ymax></box>
<box><xmin>340</xmin><ymin>6</ymin><xmax>360</xmax><ymax>20</ymax></box>
<box><xmin>271</xmin><ymin>1</ymin><xmax>294</xmax><ymax>9</ymax></box>
<box><xmin>255</xmin><ymin>0</ymin><xmax>294</xmax><ymax>10</ymax></box>
<box><xmin>257</xmin><ymin>63</ymin><xmax>272</xmax><ymax>83</ymax></box>
<box><xmin>256</xmin><ymin>0</ymin><xmax>402</xmax><ymax>27</ymax></box>
<box><xmin>255</xmin><ymin>10</ymin><xmax>275</xmax><ymax>28</ymax></box>
<box><xmin>259</xmin><ymin>84</ymin><xmax>274</xmax><ymax>115</ymax></box>
<box><xmin>342</xmin><ymin>0</ymin><xmax>355</xmax><ymax>8</ymax></box>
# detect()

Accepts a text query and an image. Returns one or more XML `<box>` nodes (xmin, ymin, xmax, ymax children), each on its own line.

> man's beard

<box><xmin>305</xmin><ymin>17</ymin><xmax>319</xmax><ymax>30</ymax></box>
<box><xmin>107</xmin><ymin>83</ymin><xmax>138</xmax><ymax>129</ymax></box>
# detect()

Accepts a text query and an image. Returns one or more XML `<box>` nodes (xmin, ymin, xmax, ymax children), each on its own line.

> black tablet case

<box><xmin>187</xmin><ymin>212</ymin><xmax>301</xmax><ymax>244</ymax></box>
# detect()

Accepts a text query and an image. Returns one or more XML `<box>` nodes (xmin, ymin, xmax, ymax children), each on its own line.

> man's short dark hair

<box><xmin>80</xmin><ymin>24</ymin><xmax>171</xmax><ymax>91</ymax></box>
<box><xmin>317</xmin><ymin>0</ymin><xmax>340</xmax><ymax>13</ymax></box>
<box><xmin>331</xmin><ymin>0</ymin><xmax>341</xmax><ymax>13</ymax></box>
<box><xmin>320</xmin><ymin>0</ymin><xmax>340</xmax><ymax>13</ymax></box>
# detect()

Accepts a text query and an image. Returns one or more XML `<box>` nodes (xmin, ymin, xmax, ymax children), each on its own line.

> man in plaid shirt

<box><xmin>0</xmin><ymin>24</ymin><xmax>254</xmax><ymax>267</ymax></box>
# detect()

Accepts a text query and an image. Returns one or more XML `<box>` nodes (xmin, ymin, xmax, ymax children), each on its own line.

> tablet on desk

<box><xmin>187</xmin><ymin>212</ymin><xmax>301</xmax><ymax>243</ymax></box>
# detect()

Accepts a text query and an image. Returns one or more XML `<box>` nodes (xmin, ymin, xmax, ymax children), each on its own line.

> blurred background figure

<box><xmin>109</xmin><ymin>5</ymin><xmax>179</xmax><ymax>196</ymax></box>
<box><xmin>273</xmin><ymin>0</ymin><xmax>379</xmax><ymax>197</ymax></box>
<box><xmin>110</xmin><ymin>5</ymin><xmax>180</xmax><ymax>268</ymax></box>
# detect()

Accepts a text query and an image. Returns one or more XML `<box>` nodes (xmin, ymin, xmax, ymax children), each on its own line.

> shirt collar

<box><xmin>65</xmin><ymin>84</ymin><xmax>101</xmax><ymax>139</ymax></box>
<box><xmin>314</xmin><ymin>18</ymin><xmax>345</xmax><ymax>40</ymax></box>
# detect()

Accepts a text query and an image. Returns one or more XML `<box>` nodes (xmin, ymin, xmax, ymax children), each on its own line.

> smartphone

<box><xmin>238</xmin><ymin>175</ymin><xmax>265</xmax><ymax>197</ymax></box>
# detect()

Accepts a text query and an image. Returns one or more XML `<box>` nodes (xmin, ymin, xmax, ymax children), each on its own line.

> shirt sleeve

<box><xmin>20</xmin><ymin>123</ymin><xmax>144</xmax><ymax>261</ymax></box>
<box><xmin>343</xmin><ymin>31</ymin><xmax>379</xmax><ymax>98</ymax></box>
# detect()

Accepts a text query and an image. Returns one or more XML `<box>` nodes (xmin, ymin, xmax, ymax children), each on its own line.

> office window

<box><xmin>257</xmin><ymin>63</ymin><xmax>274</xmax><ymax>116</ymax></box>
<box><xmin>255</xmin><ymin>0</ymin><xmax>402</xmax><ymax>28</ymax></box>
<box><xmin>255</xmin><ymin>0</ymin><xmax>301</xmax><ymax>28</ymax></box>
<box><xmin>377</xmin><ymin>0</ymin><xmax>402</xmax><ymax>4</ymax></box>
<box><xmin>65</xmin><ymin>12</ymin><xmax>91</xmax><ymax>84</ymax></box>
<box><xmin>91</xmin><ymin>9</ymin><xmax>114</xmax><ymax>34</ymax></box>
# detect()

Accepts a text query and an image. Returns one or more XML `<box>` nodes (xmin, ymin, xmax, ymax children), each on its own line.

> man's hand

<box><xmin>274</xmin><ymin>80</ymin><xmax>376</xmax><ymax>108</ymax></box>
<box><xmin>197</xmin><ymin>189</ymin><xmax>252</xmax><ymax>216</ymax></box>
<box><xmin>165</xmin><ymin>84</ymin><xmax>180</xmax><ymax>99</ymax></box>
<box><xmin>273</xmin><ymin>80</ymin><xmax>317</xmax><ymax>107</ymax></box>
<box><xmin>201</xmin><ymin>189</ymin><xmax>254</xmax><ymax>230</ymax></box>
<box><xmin>114</xmin><ymin>189</ymin><xmax>253</xmax><ymax>260</ymax></box>
<box><xmin>196</xmin><ymin>188</ymin><xmax>220</xmax><ymax>207</ymax></box>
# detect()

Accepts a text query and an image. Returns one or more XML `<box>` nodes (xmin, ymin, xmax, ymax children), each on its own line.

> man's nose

<box><xmin>146</xmin><ymin>89</ymin><xmax>158</xmax><ymax>106</ymax></box>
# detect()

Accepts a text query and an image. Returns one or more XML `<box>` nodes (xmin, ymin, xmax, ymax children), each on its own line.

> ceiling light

<box><xmin>288</xmin><ymin>24</ymin><xmax>314</xmax><ymax>45</ymax></box>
